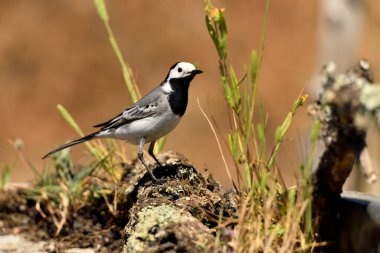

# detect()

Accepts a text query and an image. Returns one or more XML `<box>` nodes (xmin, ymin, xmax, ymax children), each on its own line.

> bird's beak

<box><xmin>192</xmin><ymin>69</ymin><xmax>203</xmax><ymax>75</ymax></box>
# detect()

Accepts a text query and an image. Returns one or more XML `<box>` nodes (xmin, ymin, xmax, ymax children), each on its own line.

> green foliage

<box><xmin>1</xmin><ymin>139</ymin><xmax>29</xmax><ymax>190</ymax></box>
<box><xmin>57</xmin><ymin>104</ymin><xmax>85</xmax><ymax>136</ymax></box>
<box><xmin>204</xmin><ymin>0</ymin><xmax>316</xmax><ymax>251</ymax></box>
<box><xmin>26</xmin><ymin>154</ymin><xmax>119</xmax><ymax>235</ymax></box>
<box><xmin>268</xmin><ymin>95</ymin><xmax>308</xmax><ymax>168</ymax></box>
<box><xmin>301</xmin><ymin>120</ymin><xmax>320</xmax><ymax>241</ymax></box>
<box><xmin>206</xmin><ymin>0</ymin><xmax>281</xmax><ymax>188</ymax></box>
<box><xmin>93</xmin><ymin>0</ymin><xmax>140</xmax><ymax>103</ymax></box>
<box><xmin>56</xmin><ymin>104</ymin><xmax>105</xmax><ymax>161</ymax></box>
<box><xmin>205</xmin><ymin>2</ymin><xmax>227</xmax><ymax>61</ymax></box>
<box><xmin>0</xmin><ymin>165</ymin><xmax>11</xmax><ymax>190</ymax></box>
<box><xmin>94</xmin><ymin>0</ymin><xmax>108</xmax><ymax>21</ymax></box>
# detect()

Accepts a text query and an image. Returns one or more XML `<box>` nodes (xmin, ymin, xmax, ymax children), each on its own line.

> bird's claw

<box><xmin>146</xmin><ymin>168</ymin><xmax>167</xmax><ymax>184</ymax></box>
<box><xmin>152</xmin><ymin>177</ymin><xmax>167</xmax><ymax>184</ymax></box>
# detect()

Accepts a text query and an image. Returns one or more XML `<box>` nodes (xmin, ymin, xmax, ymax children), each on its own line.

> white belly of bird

<box><xmin>105</xmin><ymin>112</ymin><xmax>182</xmax><ymax>145</ymax></box>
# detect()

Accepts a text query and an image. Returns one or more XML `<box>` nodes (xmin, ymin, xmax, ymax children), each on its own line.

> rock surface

<box><xmin>121</xmin><ymin>151</ymin><xmax>237</xmax><ymax>252</ymax></box>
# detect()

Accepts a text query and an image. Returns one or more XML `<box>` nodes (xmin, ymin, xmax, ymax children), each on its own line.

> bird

<box><xmin>43</xmin><ymin>62</ymin><xmax>203</xmax><ymax>182</ymax></box>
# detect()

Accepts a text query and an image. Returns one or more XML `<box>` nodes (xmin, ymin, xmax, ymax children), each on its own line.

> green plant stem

<box><xmin>93</xmin><ymin>0</ymin><xmax>141</xmax><ymax>103</ymax></box>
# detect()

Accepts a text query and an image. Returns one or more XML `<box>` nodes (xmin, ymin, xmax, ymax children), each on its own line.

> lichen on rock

<box><xmin>124</xmin><ymin>204</ymin><xmax>214</xmax><ymax>253</ymax></box>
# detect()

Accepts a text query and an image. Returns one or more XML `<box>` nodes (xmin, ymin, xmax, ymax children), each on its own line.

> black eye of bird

<box><xmin>178</xmin><ymin>67</ymin><xmax>182</xmax><ymax>73</ymax></box>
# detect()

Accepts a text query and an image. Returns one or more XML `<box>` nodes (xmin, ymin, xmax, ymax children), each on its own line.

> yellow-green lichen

<box><xmin>125</xmin><ymin>204</ymin><xmax>186</xmax><ymax>253</ymax></box>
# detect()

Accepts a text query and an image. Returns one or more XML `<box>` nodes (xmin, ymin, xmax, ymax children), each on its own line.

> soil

<box><xmin>0</xmin><ymin>152</ymin><xmax>238</xmax><ymax>252</ymax></box>
<box><xmin>0</xmin><ymin>188</ymin><xmax>122</xmax><ymax>252</ymax></box>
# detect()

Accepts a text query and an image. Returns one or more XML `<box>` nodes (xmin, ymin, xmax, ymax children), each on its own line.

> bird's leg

<box><xmin>148</xmin><ymin>141</ymin><xmax>163</xmax><ymax>167</ymax></box>
<box><xmin>138</xmin><ymin>137</ymin><xmax>161</xmax><ymax>182</ymax></box>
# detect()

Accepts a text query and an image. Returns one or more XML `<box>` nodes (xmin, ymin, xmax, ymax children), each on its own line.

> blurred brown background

<box><xmin>1</xmin><ymin>0</ymin><xmax>380</xmax><ymax>194</ymax></box>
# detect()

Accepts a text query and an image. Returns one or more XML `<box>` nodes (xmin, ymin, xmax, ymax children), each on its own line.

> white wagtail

<box><xmin>43</xmin><ymin>62</ymin><xmax>203</xmax><ymax>181</ymax></box>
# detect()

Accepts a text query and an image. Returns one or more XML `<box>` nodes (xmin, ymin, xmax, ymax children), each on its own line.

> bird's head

<box><xmin>166</xmin><ymin>62</ymin><xmax>203</xmax><ymax>81</ymax></box>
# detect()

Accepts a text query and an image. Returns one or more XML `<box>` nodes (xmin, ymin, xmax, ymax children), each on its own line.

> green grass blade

<box><xmin>155</xmin><ymin>137</ymin><xmax>167</xmax><ymax>154</ymax></box>
<box><xmin>268</xmin><ymin>95</ymin><xmax>306</xmax><ymax>168</ymax></box>
<box><xmin>250</xmin><ymin>50</ymin><xmax>258</xmax><ymax>89</ymax></box>
<box><xmin>93</xmin><ymin>0</ymin><xmax>141</xmax><ymax>103</ymax></box>
<box><xmin>94</xmin><ymin>0</ymin><xmax>108</xmax><ymax>21</ymax></box>
<box><xmin>0</xmin><ymin>165</ymin><xmax>11</xmax><ymax>190</ymax></box>
<box><xmin>57</xmin><ymin>104</ymin><xmax>100</xmax><ymax>157</ymax></box>
<box><xmin>57</xmin><ymin>104</ymin><xmax>84</xmax><ymax>137</ymax></box>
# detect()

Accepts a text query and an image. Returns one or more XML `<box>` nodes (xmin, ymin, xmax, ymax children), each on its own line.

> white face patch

<box><xmin>167</xmin><ymin>62</ymin><xmax>196</xmax><ymax>80</ymax></box>
<box><xmin>161</xmin><ymin>81</ymin><xmax>173</xmax><ymax>93</ymax></box>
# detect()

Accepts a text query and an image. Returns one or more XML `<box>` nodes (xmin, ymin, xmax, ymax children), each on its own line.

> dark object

<box><xmin>338</xmin><ymin>191</ymin><xmax>380</xmax><ymax>253</ymax></box>
<box><xmin>311</xmin><ymin>60</ymin><xmax>380</xmax><ymax>252</ymax></box>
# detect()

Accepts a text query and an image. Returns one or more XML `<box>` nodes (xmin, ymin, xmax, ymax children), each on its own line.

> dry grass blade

<box><xmin>197</xmin><ymin>98</ymin><xmax>233</xmax><ymax>184</ymax></box>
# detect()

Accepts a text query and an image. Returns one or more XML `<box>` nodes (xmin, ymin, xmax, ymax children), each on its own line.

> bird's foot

<box><xmin>145</xmin><ymin>168</ymin><xmax>167</xmax><ymax>184</ymax></box>
<box><xmin>148</xmin><ymin>172</ymin><xmax>167</xmax><ymax>184</ymax></box>
<box><xmin>153</xmin><ymin>159</ymin><xmax>163</xmax><ymax>168</ymax></box>
<box><xmin>153</xmin><ymin>177</ymin><xmax>167</xmax><ymax>184</ymax></box>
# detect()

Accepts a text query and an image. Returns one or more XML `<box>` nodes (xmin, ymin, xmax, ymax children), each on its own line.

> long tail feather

<box><xmin>42</xmin><ymin>132</ymin><xmax>98</xmax><ymax>159</ymax></box>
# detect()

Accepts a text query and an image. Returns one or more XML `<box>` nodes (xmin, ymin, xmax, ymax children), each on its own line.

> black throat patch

<box><xmin>167</xmin><ymin>75</ymin><xmax>195</xmax><ymax>116</ymax></box>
